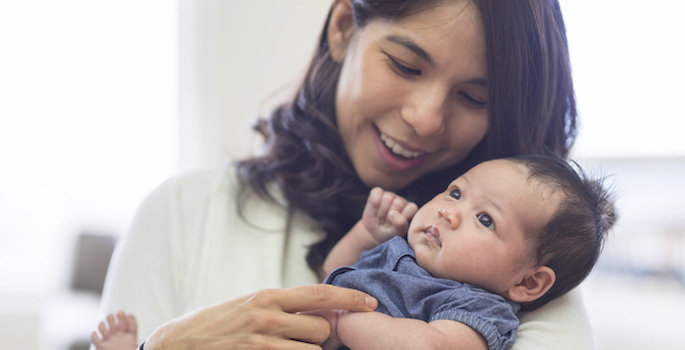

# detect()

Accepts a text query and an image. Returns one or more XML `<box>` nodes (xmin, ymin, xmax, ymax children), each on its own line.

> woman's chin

<box><xmin>357</xmin><ymin>169</ymin><xmax>418</xmax><ymax>191</ymax></box>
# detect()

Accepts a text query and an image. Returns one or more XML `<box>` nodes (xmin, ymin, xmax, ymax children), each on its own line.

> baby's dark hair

<box><xmin>507</xmin><ymin>154</ymin><xmax>616</xmax><ymax>311</ymax></box>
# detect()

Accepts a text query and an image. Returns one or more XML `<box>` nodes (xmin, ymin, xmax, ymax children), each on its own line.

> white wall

<box><xmin>177</xmin><ymin>0</ymin><xmax>331</xmax><ymax>171</ymax></box>
<box><xmin>563</xmin><ymin>0</ymin><xmax>685</xmax><ymax>158</ymax></box>
<box><xmin>0</xmin><ymin>1</ymin><xmax>177</xmax><ymax>349</ymax></box>
<box><xmin>559</xmin><ymin>3</ymin><xmax>685</xmax><ymax>349</ymax></box>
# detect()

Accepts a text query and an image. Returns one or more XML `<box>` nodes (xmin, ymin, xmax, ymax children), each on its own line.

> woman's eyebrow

<box><xmin>385</xmin><ymin>34</ymin><xmax>434</xmax><ymax>66</ymax></box>
<box><xmin>466</xmin><ymin>77</ymin><xmax>487</xmax><ymax>87</ymax></box>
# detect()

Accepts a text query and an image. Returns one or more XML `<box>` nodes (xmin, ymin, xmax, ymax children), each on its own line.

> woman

<box><xmin>97</xmin><ymin>0</ymin><xmax>591</xmax><ymax>349</ymax></box>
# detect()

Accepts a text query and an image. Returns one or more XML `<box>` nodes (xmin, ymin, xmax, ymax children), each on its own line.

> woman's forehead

<box><xmin>391</xmin><ymin>1</ymin><xmax>481</xmax><ymax>35</ymax></box>
<box><xmin>361</xmin><ymin>1</ymin><xmax>486</xmax><ymax>74</ymax></box>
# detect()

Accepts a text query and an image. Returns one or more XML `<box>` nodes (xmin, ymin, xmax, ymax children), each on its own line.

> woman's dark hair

<box><xmin>508</xmin><ymin>155</ymin><xmax>616</xmax><ymax>311</ymax></box>
<box><xmin>237</xmin><ymin>0</ymin><xmax>578</xmax><ymax>274</ymax></box>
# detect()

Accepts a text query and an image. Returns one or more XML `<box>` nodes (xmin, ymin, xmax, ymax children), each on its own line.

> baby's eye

<box><xmin>477</xmin><ymin>213</ymin><xmax>495</xmax><ymax>230</ymax></box>
<box><xmin>449</xmin><ymin>188</ymin><xmax>461</xmax><ymax>200</ymax></box>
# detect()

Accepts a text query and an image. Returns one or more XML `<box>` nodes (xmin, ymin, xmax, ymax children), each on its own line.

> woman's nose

<box><xmin>401</xmin><ymin>87</ymin><xmax>447</xmax><ymax>136</ymax></box>
<box><xmin>438</xmin><ymin>207</ymin><xmax>460</xmax><ymax>229</ymax></box>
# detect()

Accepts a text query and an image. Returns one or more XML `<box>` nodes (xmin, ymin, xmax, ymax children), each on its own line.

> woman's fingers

<box><xmin>271</xmin><ymin>311</ymin><xmax>333</xmax><ymax>344</ymax></box>
<box><xmin>236</xmin><ymin>285</ymin><xmax>375</xmax><ymax>345</ymax></box>
<box><xmin>144</xmin><ymin>285</ymin><xmax>375</xmax><ymax>350</ymax></box>
<box><xmin>250</xmin><ymin>285</ymin><xmax>377</xmax><ymax>314</ymax></box>
<box><xmin>254</xmin><ymin>337</ymin><xmax>324</xmax><ymax>350</ymax></box>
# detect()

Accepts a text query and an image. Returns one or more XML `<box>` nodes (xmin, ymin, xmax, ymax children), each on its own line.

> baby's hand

<box><xmin>362</xmin><ymin>187</ymin><xmax>418</xmax><ymax>244</ymax></box>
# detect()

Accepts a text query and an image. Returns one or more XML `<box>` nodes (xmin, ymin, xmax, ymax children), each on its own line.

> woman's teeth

<box><xmin>380</xmin><ymin>132</ymin><xmax>423</xmax><ymax>159</ymax></box>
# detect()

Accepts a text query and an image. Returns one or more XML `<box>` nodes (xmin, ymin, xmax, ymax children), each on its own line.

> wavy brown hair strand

<box><xmin>475</xmin><ymin>0</ymin><xmax>576</xmax><ymax>159</ymax></box>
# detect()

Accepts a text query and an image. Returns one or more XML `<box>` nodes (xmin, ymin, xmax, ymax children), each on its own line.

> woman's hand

<box><xmin>143</xmin><ymin>284</ymin><xmax>378</xmax><ymax>350</ymax></box>
<box><xmin>299</xmin><ymin>309</ymin><xmax>346</xmax><ymax>350</ymax></box>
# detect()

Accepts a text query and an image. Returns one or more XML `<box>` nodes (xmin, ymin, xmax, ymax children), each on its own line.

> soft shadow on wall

<box><xmin>41</xmin><ymin>234</ymin><xmax>117</xmax><ymax>350</ymax></box>
<box><xmin>0</xmin><ymin>1</ymin><xmax>177</xmax><ymax>350</ymax></box>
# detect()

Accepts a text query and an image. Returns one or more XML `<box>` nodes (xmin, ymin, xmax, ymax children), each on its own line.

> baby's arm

<box><xmin>321</xmin><ymin>187</ymin><xmax>418</xmax><ymax>277</ymax></box>
<box><xmin>317</xmin><ymin>310</ymin><xmax>487</xmax><ymax>350</ymax></box>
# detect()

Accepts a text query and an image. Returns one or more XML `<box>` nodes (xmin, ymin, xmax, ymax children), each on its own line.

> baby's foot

<box><xmin>91</xmin><ymin>311</ymin><xmax>139</xmax><ymax>350</ymax></box>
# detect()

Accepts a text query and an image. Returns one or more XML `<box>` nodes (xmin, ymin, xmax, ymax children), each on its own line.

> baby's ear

<box><xmin>507</xmin><ymin>266</ymin><xmax>556</xmax><ymax>303</ymax></box>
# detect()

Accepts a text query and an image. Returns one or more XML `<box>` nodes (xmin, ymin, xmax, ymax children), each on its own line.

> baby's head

<box><xmin>407</xmin><ymin>155</ymin><xmax>616</xmax><ymax>310</ymax></box>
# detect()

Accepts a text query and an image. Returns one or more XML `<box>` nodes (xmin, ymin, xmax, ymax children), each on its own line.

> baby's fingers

<box><xmin>401</xmin><ymin>202</ymin><xmax>418</xmax><ymax>220</ymax></box>
<box><xmin>365</xmin><ymin>187</ymin><xmax>385</xmax><ymax>210</ymax></box>
<box><xmin>98</xmin><ymin>320</ymin><xmax>110</xmax><ymax>340</ymax></box>
<box><xmin>126</xmin><ymin>313</ymin><xmax>138</xmax><ymax>333</ymax></box>
<box><xmin>116</xmin><ymin>311</ymin><xmax>129</xmax><ymax>332</ymax></box>
<box><xmin>389</xmin><ymin>196</ymin><xmax>412</xmax><ymax>220</ymax></box>
<box><xmin>90</xmin><ymin>331</ymin><xmax>104</xmax><ymax>347</ymax></box>
<box><xmin>376</xmin><ymin>191</ymin><xmax>398</xmax><ymax>222</ymax></box>
<box><xmin>388</xmin><ymin>209</ymin><xmax>410</xmax><ymax>232</ymax></box>
<box><xmin>363</xmin><ymin>187</ymin><xmax>384</xmax><ymax>218</ymax></box>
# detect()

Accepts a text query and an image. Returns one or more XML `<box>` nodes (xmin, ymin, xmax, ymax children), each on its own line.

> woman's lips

<box><xmin>374</xmin><ymin>127</ymin><xmax>428</xmax><ymax>171</ymax></box>
<box><xmin>379</xmin><ymin>131</ymin><xmax>424</xmax><ymax>158</ymax></box>
<box><xmin>423</xmin><ymin>225</ymin><xmax>442</xmax><ymax>247</ymax></box>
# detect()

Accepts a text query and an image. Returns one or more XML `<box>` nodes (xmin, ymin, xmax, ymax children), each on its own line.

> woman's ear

<box><xmin>507</xmin><ymin>266</ymin><xmax>556</xmax><ymax>303</ymax></box>
<box><xmin>327</xmin><ymin>0</ymin><xmax>355</xmax><ymax>63</ymax></box>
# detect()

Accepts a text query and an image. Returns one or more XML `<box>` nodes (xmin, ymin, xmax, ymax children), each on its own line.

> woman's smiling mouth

<box><xmin>371</xmin><ymin>126</ymin><xmax>430</xmax><ymax>174</ymax></box>
<box><xmin>379</xmin><ymin>131</ymin><xmax>425</xmax><ymax>159</ymax></box>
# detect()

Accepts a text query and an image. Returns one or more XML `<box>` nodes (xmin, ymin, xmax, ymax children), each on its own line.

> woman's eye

<box><xmin>388</xmin><ymin>56</ymin><xmax>421</xmax><ymax>76</ymax></box>
<box><xmin>449</xmin><ymin>188</ymin><xmax>461</xmax><ymax>200</ymax></box>
<box><xmin>477</xmin><ymin>213</ymin><xmax>495</xmax><ymax>230</ymax></box>
<box><xmin>458</xmin><ymin>91</ymin><xmax>487</xmax><ymax>108</ymax></box>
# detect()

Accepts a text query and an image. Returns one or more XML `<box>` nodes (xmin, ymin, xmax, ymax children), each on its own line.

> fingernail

<box><xmin>366</xmin><ymin>296</ymin><xmax>378</xmax><ymax>309</ymax></box>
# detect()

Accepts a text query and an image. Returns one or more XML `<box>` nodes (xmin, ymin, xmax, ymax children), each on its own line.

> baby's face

<box><xmin>407</xmin><ymin>159</ymin><xmax>559</xmax><ymax>296</ymax></box>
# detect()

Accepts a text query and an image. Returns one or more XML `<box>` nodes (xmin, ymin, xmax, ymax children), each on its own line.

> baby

<box><xmin>316</xmin><ymin>155</ymin><xmax>616</xmax><ymax>350</ymax></box>
<box><xmin>92</xmin><ymin>155</ymin><xmax>615</xmax><ymax>350</ymax></box>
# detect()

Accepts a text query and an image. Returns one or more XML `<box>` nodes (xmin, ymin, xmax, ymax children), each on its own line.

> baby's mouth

<box><xmin>379</xmin><ymin>131</ymin><xmax>425</xmax><ymax>159</ymax></box>
<box><xmin>423</xmin><ymin>225</ymin><xmax>442</xmax><ymax>247</ymax></box>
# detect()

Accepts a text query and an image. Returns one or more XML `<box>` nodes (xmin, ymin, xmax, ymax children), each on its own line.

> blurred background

<box><xmin>0</xmin><ymin>1</ymin><xmax>683</xmax><ymax>349</ymax></box>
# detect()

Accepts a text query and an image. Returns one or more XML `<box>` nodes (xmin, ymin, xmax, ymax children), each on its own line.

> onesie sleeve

<box><xmin>430</xmin><ymin>286</ymin><xmax>518</xmax><ymax>350</ymax></box>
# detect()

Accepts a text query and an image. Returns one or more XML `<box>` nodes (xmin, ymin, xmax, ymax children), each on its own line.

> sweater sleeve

<box><xmin>511</xmin><ymin>288</ymin><xmax>595</xmax><ymax>350</ymax></box>
<box><xmin>93</xmin><ymin>175</ymin><xmax>186</xmax><ymax>346</ymax></box>
<box><xmin>91</xmin><ymin>166</ymin><xmax>320</xmax><ymax>349</ymax></box>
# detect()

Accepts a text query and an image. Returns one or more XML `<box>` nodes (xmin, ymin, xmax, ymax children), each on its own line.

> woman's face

<box><xmin>331</xmin><ymin>0</ymin><xmax>488</xmax><ymax>191</ymax></box>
